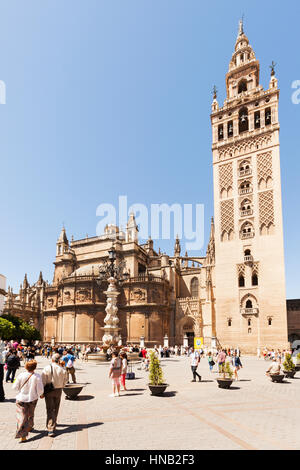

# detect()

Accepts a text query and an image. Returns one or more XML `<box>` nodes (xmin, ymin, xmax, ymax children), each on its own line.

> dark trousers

<box><xmin>191</xmin><ymin>366</ymin><xmax>201</xmax><ymax>381</ymax></box>
<box><xmin>0</xmin><ymin>364</ymin><xmax>4</xmax><ymax>400</ymax></box>
<box><xmin>6</xmin><ymin>367</ymin><xmax>17</xmax><ymax>383</ymax></box>
<box><xmin>45</xmin><ymin>388</ymin><xmax>63</xmax><ymax>432</ymax></box>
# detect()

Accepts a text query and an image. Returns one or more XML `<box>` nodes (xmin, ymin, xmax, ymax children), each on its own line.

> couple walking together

<box><xmin>13</xmin><ymin>353</ymin><xmax>68</xmax><ymax>442</ymax></box>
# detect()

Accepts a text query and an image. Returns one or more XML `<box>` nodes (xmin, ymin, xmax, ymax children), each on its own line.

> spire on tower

<box><xmin>238</xmin><ymin>15</ymin><xmax>244</xmax><ymax>37</ymax></box>
<box><xmin>58</xmin><ymin>226</ymin><xmax>68</xmax><ymax>244</ymax></box>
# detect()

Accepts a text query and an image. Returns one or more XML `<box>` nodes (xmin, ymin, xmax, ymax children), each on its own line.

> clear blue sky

<box><xmin>0</xmin><ymin>0</ymin><xmax>299</xmax><ymax>298</ymax></box>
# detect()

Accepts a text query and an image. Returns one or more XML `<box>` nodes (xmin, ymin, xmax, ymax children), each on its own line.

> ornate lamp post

<box><xmin>96</xmin><ymin>246</ymin><xmax>129</xmax><ymax>354</ymax></box>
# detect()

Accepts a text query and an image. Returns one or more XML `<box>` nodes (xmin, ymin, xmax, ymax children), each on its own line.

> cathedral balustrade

<box><xmin>123</xmin><ymin>275</ymin><xmax>168</xmax><ymax>284</ymax></box>
<box><xmin>240</xmin><ymin>307</ymin><xmax>259</xmax><ymax>315</ymax></box>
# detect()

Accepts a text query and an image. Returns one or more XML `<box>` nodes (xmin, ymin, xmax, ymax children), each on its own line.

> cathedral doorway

<box><xmin>182</xmin><ymin>317</ymin><xmax>195</xmax><ymax>347</ymax></box>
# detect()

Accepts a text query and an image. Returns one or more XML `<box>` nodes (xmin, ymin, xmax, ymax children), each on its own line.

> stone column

<box><xmin>183</xmin><ymin>334</ymin><xmax>189</xmax><ymax>348</ymax></box>
<box><xmin>140</xmin><ymin>336</ymin><xmax>145</xmax><ymax>348</ymax></box>
<box><xmin>102</xmin><ymin>277</ymin><xmax>121</xmax><ymax>348</ymax></box>
<box><xmin>164</xmin><ymin>334</ymin><xmax>169</xmax><ymax>348</ymax></box>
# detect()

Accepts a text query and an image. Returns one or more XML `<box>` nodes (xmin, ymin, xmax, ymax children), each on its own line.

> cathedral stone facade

<box><xmin>4</xmin><ymin>23</ymin><xmax>291</xmax><ymax>353</ymax></box>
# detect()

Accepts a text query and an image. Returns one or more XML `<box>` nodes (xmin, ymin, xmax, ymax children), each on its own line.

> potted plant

<box><xmin>216</xmin><ymin>361</ymin><xmax>234</xmax><ymax>389</ymax></box>
<box><xmin>283</xmin><ymin>353</ymin><xmax>296</xmax><ymax>378</ymax></box>
<box><xmin>148</xmin><ymin>351</ymin><xmax>169</xmax><ymax>395</ymax></box>
<box><xmin>293</xmin><ymin>352</ymin><xmax>300</xmax><ymax>372</ymax></box>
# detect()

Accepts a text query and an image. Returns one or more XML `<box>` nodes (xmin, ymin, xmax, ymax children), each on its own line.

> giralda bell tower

<box><xmin>211</xmin><ymin>20</ymin><xmax>288</xmax><ymax>353</ymax></box>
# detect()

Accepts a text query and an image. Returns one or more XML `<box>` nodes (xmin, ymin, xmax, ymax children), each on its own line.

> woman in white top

<box><xmin>12</xmin><ymin>360</ymin><xmax>44</xmax><ymax>443</ymax></box>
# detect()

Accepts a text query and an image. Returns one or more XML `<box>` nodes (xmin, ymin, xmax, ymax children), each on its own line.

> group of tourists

<box><xmin>0</xmin><ymin>340</ymin><xmax>79</xmax><ymax>442</ymax></box>
<box><xmin>188</xmin><ymin>347</ymin><xmax>243</xmax><ymax>382</ymax></box>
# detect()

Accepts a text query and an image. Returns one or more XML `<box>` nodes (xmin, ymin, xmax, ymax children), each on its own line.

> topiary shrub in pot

<box><xmin>216</xmin><ymin>361</ymin><xmax>234</xmax><ymax>389</ymax></box>
<box><xmin>283</xmin><ymin>353</ymin><xmax>296</xmax><ymax>378</ymax></box>
<box><xmin>148</xmin><ymin>351</ymin><xmax>169</xmax><ymax>396</ymax></box>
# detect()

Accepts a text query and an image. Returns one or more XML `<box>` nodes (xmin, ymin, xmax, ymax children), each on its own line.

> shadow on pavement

<box><xmin>119</xmin><ymin>392</ymin><xmax>144</xmax><ymax>396</ymax></box>
<box><xmin>151</xmin><ymin>391</ymin><xmax>177</xmax><ymax>397</ymax></box>
<box><xmin>76</xmin><ymin>395</ymin><xmax>94</xmax><ymax>401</ymax></box>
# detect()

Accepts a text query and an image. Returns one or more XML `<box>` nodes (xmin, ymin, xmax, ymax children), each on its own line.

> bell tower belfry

<box><xmin>211</xmin><ymin>20</ymin><xmax>288</xmax><ymax>353</ymax></box>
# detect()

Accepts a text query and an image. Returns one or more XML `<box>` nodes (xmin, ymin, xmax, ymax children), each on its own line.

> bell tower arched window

<box><xmin>265</xmin><ymin>107</ymin><xmax>272</xmax><ymax>126</ymax></box>
<box><xmin>239</xmin><ymin>107</ymin><xmax>249</xmax><ymax>133</ymax></box>
<box><xmin>238</xmin><ymin>79</ymin><xmax>247</xmax><ymax>94</ymax></box>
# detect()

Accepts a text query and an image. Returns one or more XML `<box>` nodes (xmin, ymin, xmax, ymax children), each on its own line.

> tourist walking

<box><xmin>109</xmin><ymin>352</ymin><xmax>122</xmax><ymax>397</ymax></box>
<box><xmin>190</xmin><ymin>349</ymin><xmax>201</xmax><ymax>382</ymax></box>
<box><xmin>207</xmin><ymin>351</ymin><xmax>215</xmax><ymax>372</ymax></box>
<box><xmin>12</xmin><ymin>360</ymin><xmax>44</xmax><ymax>443</ymax></box>
<box><xmin>62</xmin><ymin>349</ymin><xmax>76</xmax><ymax>384</ymax></box>
<box><xmin>0</xmin><ymin>340</ymin><xmax>6</xmax><ymax>401</ymax></box>
<box><xmin>232</xmin><ymin>352</ymin><xmax>243</xmax><ymax>381</ymax></box>
<box><xmin>5</xmin><ymin>349</ymin><xmax>20</xmax><ymax>383</ymax></box>
<box><xmin>120</xmin><ymin>352</ymin><xmax>128</xmax><ymax>391</ymax></box>
<box><xmin>217</xmin><ymin>349</ymin><xmax>226</xmax><ymax>374</ymax></box>
<box><xmin>41</xmin><ymin>353</ymin><xmax>68</xmax><ymax>437</ymax></box>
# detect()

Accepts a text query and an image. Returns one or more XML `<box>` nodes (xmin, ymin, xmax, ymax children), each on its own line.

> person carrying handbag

<box><xmin>12</xmin><ymin>360</ymin><xmax>44</xmax><ymax>443</ymax></box>
<box><xmin>41</xmin><ymin>353</ymin><xmax>68</xmax><ymax>437</ymax></box>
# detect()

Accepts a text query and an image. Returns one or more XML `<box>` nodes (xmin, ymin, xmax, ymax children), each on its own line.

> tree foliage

<box><xmin>0</xmin><ymin>318</ymin><xmax>16</xmax><ymax>340</ymax></box>
<box><xmin>0</xmin><ymin>314</ymin><xmax>41</xmax><ymax>341</ymax></box>
<box><xmin>148</xmin><ymin>351</ymin><xmax>164</xmax><ymax>385</ymax></box>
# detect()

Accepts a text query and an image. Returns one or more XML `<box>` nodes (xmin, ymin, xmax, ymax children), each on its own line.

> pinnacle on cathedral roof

<box><xmin>57</xmin><ymin>226</ymin><xmax>69</xmax><ymax>244</ymax></box>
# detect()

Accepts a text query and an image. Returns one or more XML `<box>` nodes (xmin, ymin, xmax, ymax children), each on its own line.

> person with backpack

<box><xmin>12</xmin><ymin>360</ymin><xmax>44</xmax><ymax>443</ymax></box>
<box><xmin>62</xmin><ymin>349</ymin><xmax>76</xmax><ymax>384</ymax></box>
<box><xmin>109</xmin><ymin>351</ymin><xmax>122</xmax><ymax>397</ymax></box>
<box><xmin>5</xmin><ymin>349</ymin><xmax>20</xmax><ymax>383</ymax></box>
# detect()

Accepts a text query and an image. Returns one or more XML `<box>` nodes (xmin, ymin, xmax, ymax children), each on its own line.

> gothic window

<box><xmin>228</xmin><ymin>319</ymin><xmax>232</xmax><ymax>327</ymax></box>
<box><xmin>240</xmin><ymin>222</ymin><xmax>254</xmax><ymax>239</ymax></box>
<box><xmin>218</xmin><ymin>124</ymin><xmax>224</xmax><ymax>141</ymax></box>
<box><xmin>190</xmin><ymin>277</ymin><xmax>199</xmax><ymax>297</ymax></box>
<box><xmin>239</xmin><ymin>275</ymin><xmax>245</xmax><ymax>287</ymax></box>
<box><xmin>238</xmin><ymin>79</ymin><xmax>247</xmax><ymax>94</ymax></box>
<box><xmin>247</xmin><ymin>317</ymin><xmax>252</xmax><ymax>326</ymax></box>
<box><xmin>244</xmin><ymin>249</ymin><xmax>251</xmax><ymax>256</ymax></box>
<box><xmin>252</xmin><ymin>273</ymin><xmax>258</xmax><ymax>286</ymax></box>
<box><xmin>241</xmin><ymin>199</ymin><xmax>252</xmax><ymax>216</ymax></box>
<box><xmin>265</xmin><ymin>107</ymin><xmax>272</xmax><ymax>126</ymax></box>
<box><xmin>227</xmin><ymin>121</ymin><xmax>233</xmax><ymax>137</ymax></box>
<box><xmin>246</xmin><ymin>300</ymin><xmax>253</xmax><ymax>309</ymax></box>
<box><xmin>254</xmin><ymin>111</ymin><xmax>261</xmax><ymax>129</ymax></box>
<box><xmin>268</xmin><ymin>317</ymin><xmax>272</xmax><ymax>326</ymax></box>
<box><xmin>239</xmin><ymin>160</ymin><xmax>251</xmax><ymax>177</ymax></box>
<box><xmin>239</xmin><ymin>107</ymin><xmax>249</xmax><ymax>133</ymax></box>
<box><xmin>248</xmin><ymin>327</ymin><xmax>252</xmax><ymax>334</ymax></box>
<box><xmin>239</xmin><ymin>180</ymin><xmax>252</xmax><ymax>195</ymax></box>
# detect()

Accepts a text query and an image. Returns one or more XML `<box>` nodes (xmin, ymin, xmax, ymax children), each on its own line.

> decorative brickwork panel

<box><xmin>218</xmin><ymin>133</ymin><xmax>272</xmax><ymax>161</ymax></box>
<box><xmin>259</xmin><ymin>191</ymin><xmax>274</xmax><ymax>227</ymax></box>
<box><xmin>219</xmin><ymin>163</ymin><xmax>233</xmax><ymax>191</ymax></box>
<box><xmin>220</xmin><ymin>199</ymin><xmax>234</xmax><ymax>233</ymax></box>
<box><xmin>257</xmin><ymin>152</ymin><xmax>272</xmax><ymax>181</ymax></box>
<box><xmin>237</xmin><ymin>264</ymin><xmax>245</xmax><ymax>276</ymax></box>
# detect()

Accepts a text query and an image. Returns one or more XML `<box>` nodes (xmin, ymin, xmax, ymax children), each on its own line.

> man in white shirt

<box><xmin>190</xmin><ymin>349</ymin><xmax>201</xmax><ymax>382</ymax></box>
<box><xmin>41</xmin><ymin>353</ymin><xmax>68</xmax><ymax>437</ymax></box>
<box><xmin>0</xmin><ymin>341</ymin><xmax>6</xmax><ymax>401</ymax></box>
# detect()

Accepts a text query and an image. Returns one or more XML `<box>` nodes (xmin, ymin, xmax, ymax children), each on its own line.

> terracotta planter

<box><xmin>283</xmin><ymin>370</ymin><xmax>296</xmax><ymax>378</ymax></box>
<box><xmin>148</xmin><ymin>383</ymin><xmax>169</xmax><ymax>396</ymax></box>
<box><xmin>63</xmin><ymin>384</ymin><xmax>85</xmax><ymax>400</ymax></box>
<box><xmin>216</xmin><ymin>378</ymin><xmax>233</xmax><ymax>389</ymax></box>
<box><xmin>269</xmin><ymin>374</ymin><xmax>285</xmax><ymax>383</ymax></box>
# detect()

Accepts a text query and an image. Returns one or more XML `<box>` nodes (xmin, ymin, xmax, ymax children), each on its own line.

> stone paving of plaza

<box><xmin>0</xmin><ymin>355</ymin><xmax>299</xmax><ymax>450</ymax></box>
